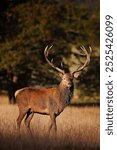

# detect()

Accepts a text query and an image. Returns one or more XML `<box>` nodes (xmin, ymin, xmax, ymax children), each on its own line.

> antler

<box><xmin>44</xmin><ymin>45</ymin><xmax>65</xmax><ymax>74</ymax></box>
<box><xmin>72</xmin><ymin>45</ymin><xmax>92</xmax><ymax>75</ymax></box>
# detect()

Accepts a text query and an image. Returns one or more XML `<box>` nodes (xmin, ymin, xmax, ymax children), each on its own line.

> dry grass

<box><xmin>0</xmin><ymin>103</ymin><xmax>100</xmax><ymax>150</ymax></box>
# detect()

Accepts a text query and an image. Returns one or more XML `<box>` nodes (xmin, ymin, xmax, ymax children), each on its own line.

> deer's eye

<box><xmin>63</xmin><ymin>77</ymin><xmax>69</xmax><ymax>80</ymax></box>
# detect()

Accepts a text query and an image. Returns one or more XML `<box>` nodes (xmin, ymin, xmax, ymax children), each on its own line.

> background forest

<box><xmin>0</xmin><ymin>0</ymin><xmax>100</xmax><ymax>104</ymax></box>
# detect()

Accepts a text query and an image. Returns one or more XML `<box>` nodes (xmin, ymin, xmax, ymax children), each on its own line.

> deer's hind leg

<box><xmin>24</xmin><ymin>109</ymin><xmax>34</xmax><ymax>135</ymax></box>
<box><xmin>17</xmin><ymin>106</ymin><xmax>29</xmax><ymax>132</ymax></box>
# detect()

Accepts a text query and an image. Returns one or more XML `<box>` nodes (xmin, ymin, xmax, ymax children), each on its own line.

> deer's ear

<box><xmin>73</xmin><ymin>73</ymin><xmax>80</xmax><ymax>78</ymax></box>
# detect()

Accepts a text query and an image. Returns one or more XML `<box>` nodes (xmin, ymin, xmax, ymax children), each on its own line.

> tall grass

<box><xmin>0</xmin><ymin>105</ymin><xmax>99</xmax><ymax>150</ymax></box>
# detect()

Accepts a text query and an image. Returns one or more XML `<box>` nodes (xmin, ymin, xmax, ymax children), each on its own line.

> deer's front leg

<box><xmin>49</xmin><ymin>113</ymin><xmax>57</xmax><ymax>136</ymax></box>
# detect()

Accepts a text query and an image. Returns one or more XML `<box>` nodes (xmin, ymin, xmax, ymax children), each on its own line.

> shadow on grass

<box><xmin>0</xmin><ymin>132</ymin><xmax>99</xmax><ymax>150</ymax></box>
<box><xmin>70</xmin><ymin>102</ymin><xmax>100</xmax><ymax>107</ymax></box>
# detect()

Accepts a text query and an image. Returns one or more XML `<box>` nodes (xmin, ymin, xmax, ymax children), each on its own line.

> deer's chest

<box><xmin>60</xmin><ymin>88</ymin><xmax>73</xmax><ymax>104</ymax></box>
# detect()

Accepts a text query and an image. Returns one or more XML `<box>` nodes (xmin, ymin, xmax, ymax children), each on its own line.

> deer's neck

<box><xmin>58</xmin><ymin>82</ymin><xmax>74</xmax><ymax>105</ymax></box>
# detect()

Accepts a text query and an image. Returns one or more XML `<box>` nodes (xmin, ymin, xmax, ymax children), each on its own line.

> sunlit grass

<box><xmin>0</xmin><ymin>103</ymin><xmax>99</xmax><ymax>150</ymax></box>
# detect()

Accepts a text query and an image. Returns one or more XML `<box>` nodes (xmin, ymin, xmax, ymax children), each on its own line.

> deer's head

<box><xmin>44</xmin><ymin>45</ymin><xmax>91</xmax><ymax>88</ymax></box>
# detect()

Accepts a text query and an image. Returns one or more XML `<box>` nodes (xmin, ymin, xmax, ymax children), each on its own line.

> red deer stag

<box><xmin>15</xmin><ymin>45</ymin><xmax>91</xmax><ymax>135</ymax></box>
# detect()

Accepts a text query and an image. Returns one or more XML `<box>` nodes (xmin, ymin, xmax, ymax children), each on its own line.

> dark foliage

<box><xmin>0</xmin><ymin>0</ymin><xmax>100</xmax><ymax>103</ymax></box>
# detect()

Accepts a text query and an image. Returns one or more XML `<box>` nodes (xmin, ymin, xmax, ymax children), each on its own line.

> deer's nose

<box><xmin>67</xmin><ymin>82</ymin><xmax>72</xmax><ymax>87</ymax></box>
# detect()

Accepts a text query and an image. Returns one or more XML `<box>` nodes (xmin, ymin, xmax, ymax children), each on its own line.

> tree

<box><xmin>0</xmin><ymin>0</ymin><xmax>100</xmax><ymax>103</ymax></box>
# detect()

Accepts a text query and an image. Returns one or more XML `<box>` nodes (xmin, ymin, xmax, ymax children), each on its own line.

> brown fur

<box><xmin>15</xmin><ymin>73</ymin><xmax>74</xmax><ymax>135</ymax></box>
<box><xmin>16</xmin><ymin>45</ymin><xmax>91</xmax><ymax>135</ymax></box>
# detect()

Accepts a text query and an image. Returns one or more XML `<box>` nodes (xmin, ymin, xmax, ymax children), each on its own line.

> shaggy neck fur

<box><xmin>59</xmin><ymin>82</ymin><xmax>74</xmax><ymax>105</ymax></box>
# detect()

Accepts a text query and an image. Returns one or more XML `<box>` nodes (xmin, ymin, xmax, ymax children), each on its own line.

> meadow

<box><xmin>0</xmin><ymin>99</ymin><xmax>100</xmax><ymax>150</ymax></box>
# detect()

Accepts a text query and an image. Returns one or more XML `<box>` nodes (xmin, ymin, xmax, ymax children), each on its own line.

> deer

<box><xmin>15</xmin><ymin>45</ymin><xmax>91</xmax><ymax>136</ymax></box>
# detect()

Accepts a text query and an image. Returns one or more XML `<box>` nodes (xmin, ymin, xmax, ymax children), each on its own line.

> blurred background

<box><xmin>0</xmin><ymin>0</ymin><xmax>99</xmax><ymax>105</ymax></box>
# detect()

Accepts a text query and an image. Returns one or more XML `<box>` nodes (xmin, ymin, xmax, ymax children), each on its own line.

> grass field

<box><xmin>0</xmin><ymin>99</ymin><xmax>100</xmax><ymax>150</ymax></box>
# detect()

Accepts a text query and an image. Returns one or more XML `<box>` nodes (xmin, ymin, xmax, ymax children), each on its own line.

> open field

<box><xmin>0</xmin><ymin>102</ymin><xmax>100</xmax><ymax>150</ymax></box>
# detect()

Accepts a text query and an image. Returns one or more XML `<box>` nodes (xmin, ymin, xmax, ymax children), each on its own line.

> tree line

<box><xmin>0</xmin><ymin>0</ymin><xmax>100</xmax><ymax>103</ymax></box>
